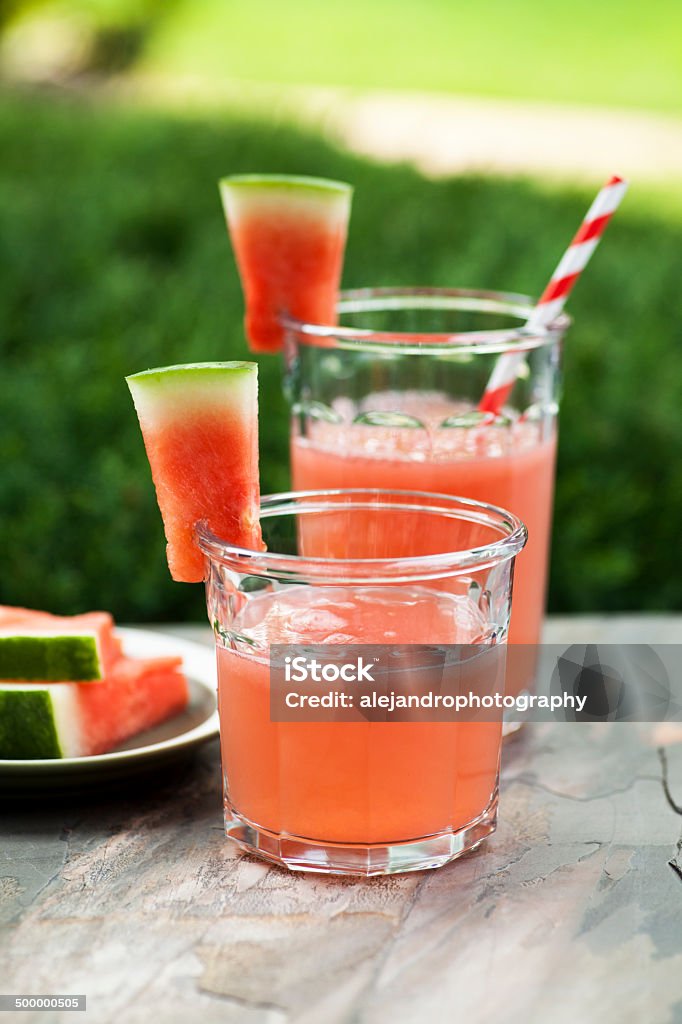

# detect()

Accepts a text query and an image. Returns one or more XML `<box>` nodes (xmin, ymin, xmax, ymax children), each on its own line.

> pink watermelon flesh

<box><xmin>76</xmin><ymin>655</ymin><xmax>188</xmax><ymax>756</ymax></box>
<box><xmin>220</xmin><ymin>175</ymin><xmax>352</xmax><ymax>353</ymax></box>
<box><xmin>127</xmin><ymin>362</ymin><xmax>263</xmax><ymax>583</ymax></box>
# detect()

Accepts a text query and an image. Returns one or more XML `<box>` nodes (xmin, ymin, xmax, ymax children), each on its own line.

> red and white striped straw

<box><xmin>478</xmin><ymin>174</ymin><xmax>629</xmax><ymax>415</ymax></box>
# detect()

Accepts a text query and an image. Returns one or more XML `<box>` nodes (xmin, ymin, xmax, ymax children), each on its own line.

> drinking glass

<box><xmin>198</xmin><ymin>488</ymin><xmax>526</xmax><ymax>876</ymax></box>
<box><xmin>282</xmin><ymin>287</ymin><xmax>567</xmax><ymax>703</ymax></box>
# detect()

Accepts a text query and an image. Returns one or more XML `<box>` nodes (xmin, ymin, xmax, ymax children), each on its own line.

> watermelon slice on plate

<box><xmin>127</xmin><ymin>362</ymin><xmax>262</xmax><ymax>583</ymax></box>
<box><xmin>219</xmin><ymin>174</ymin><xmax>352</xmax><ymax>353</ymax></box>
<box><xmin>0</xmin><ymin>605</ymin><xmax>191</xmax><ymax>759</ymax></box>
<box><xmin>0</xmin><ymin>608</ymin><xmax>122</xmax><ymax>675</ymax></box>
<box><xmin>0</xmin><ymin>656</ymin><xmax>188</xmax><ymax>759</ymax></box>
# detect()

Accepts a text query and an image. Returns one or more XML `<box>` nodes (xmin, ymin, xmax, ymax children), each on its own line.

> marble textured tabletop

<box><xmin>2</xmin><ymin>617</ymin><xmax>682</xmax><ymax>1024</ymax></box>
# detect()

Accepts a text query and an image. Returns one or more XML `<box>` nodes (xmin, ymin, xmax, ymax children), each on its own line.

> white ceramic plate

<box><xmin>0</xmin><ymin>628</ymin><xmax>219</xmax><ymax>792</ymax></box>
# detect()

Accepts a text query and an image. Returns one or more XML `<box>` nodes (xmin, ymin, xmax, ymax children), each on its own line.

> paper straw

<box><xmin>478</xmin><ymin>175</ymin><xmax>629</xmax><ymax>415</ymax></box>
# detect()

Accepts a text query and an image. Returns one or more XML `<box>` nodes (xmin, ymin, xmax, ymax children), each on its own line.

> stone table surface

<box><xmin>2</xmin><ymin>617</ymin><xmax>682</xmax><ymax>1024</ymax></box>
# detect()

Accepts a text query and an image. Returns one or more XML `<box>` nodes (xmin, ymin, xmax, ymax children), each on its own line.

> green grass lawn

<box><xmin>0</xmin><ymin>89</ymin><xmax>681</xmax><ymax>621</ymax></box>
<box><xmin>142</xmin><ymin>0</ymin><xmax>682</xmax><ymax>114</ymax></box>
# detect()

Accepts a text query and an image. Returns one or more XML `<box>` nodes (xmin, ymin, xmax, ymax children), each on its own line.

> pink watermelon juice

<box><xmin>292</xmin><ymin>398</ymin><xmax>555</xmax><ymax>650</ymax></box>
<box><xmin>217</xmin><ymin>587</ymin><xmax>500</xmax><ymax>844</ymax></box>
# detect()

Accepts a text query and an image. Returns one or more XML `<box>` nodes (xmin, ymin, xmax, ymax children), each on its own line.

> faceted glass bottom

<box><xmin>223</xmin><ymin>795</ymin><xmax>497</xmax><ymax>876</ymax></box>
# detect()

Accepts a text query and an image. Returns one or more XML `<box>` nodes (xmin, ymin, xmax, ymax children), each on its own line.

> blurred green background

<box><xmin>1</xmin><ymin>1</ymin><xmax>681</xmax><ymax>622</ymax></box>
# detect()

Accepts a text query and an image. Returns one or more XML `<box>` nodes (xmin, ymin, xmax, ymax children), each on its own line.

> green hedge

<box><xmin>1</xmin><ymin>91</ymin><xmax>680</xmax><ymax>620</ymax></box>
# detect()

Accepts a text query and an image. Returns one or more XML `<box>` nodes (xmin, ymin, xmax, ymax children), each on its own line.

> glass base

<box><xmin>223</xmin><ymin>797</ymin><xmax>497</xmax><ymax>876</ymax></box>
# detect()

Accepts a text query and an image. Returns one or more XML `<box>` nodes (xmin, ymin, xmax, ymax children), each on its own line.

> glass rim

<box><xmin>195</xmin><ymin>488</ymin><xmax>527</xmax><ymax>584</ymax></box>
<box><xmin>279</xmin><ymin>286</ymin><xmax>570</xmax><ymax>355</ymax></box>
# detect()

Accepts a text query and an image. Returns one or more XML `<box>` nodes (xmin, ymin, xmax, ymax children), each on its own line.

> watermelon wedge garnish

<box><xmin>219</xmin><ymin>174</ymin><xmax>352</xmax><ymax>353</ymax></box>
<box><xmin>126</xmin><ymin>362</ymin><xmax>262</xmax><ymax>583</ymax></box>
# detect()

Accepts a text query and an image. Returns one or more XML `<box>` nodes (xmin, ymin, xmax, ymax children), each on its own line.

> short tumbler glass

<box><xmin>197</xmin><ymin>488</ymin><xmax>526</xmax><ymax>876</ymax></box>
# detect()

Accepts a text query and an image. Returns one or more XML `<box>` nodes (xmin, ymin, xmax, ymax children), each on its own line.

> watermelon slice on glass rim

<box><xmin>219</xmin><ymin>174</ymin><xmax>352</xmax><ymax>353</ymax></box>
<box><xmin>127</xmin><ymin>362</ymin><xmax>263</xmax><ymax>583</ymax></box>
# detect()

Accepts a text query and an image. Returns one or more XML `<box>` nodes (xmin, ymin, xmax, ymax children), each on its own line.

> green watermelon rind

<box><xmin>126</xmin><ymin>362</ymin><xmax>257</xmax><ymax>392</ymax></box>
<box><xmin>0</xmin><ymin>633</ymin><xmax>103</xmax><ymax>682</ymax></box>
<box><xmin>126</xmin><ymin>363</ymin><xmax>258</xmax><ymax>419</ymax></box>
<box><xmin>219</xmin><ymin>174</ymin><xmax>353</xmax><ymax>198</ymax></box>
<box><xmin>0</xmin><ymin>688</ymin><xmax>65</xmax><ymax>758</ymax></box>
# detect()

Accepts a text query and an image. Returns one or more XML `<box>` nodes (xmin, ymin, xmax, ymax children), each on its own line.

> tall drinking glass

<box><xmin>283</xmin><ymin>288</ymin><xmax>567</xmax><ymax>670</ymax></box>
<box><xmin>198</xmin><ymin>489</ymin><xmax>526</xmax><ymax>876</ymax></box>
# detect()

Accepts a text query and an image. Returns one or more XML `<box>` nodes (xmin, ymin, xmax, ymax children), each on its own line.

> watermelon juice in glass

<box><xmin>197</xmin><ymin>489</ymin><xmax>526</xmax><ymax>876</ymax></box>
<box><xmin>282</xmin><ymin>289</ymin><xmax>567</xmax><ymax>693</ymax></box>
